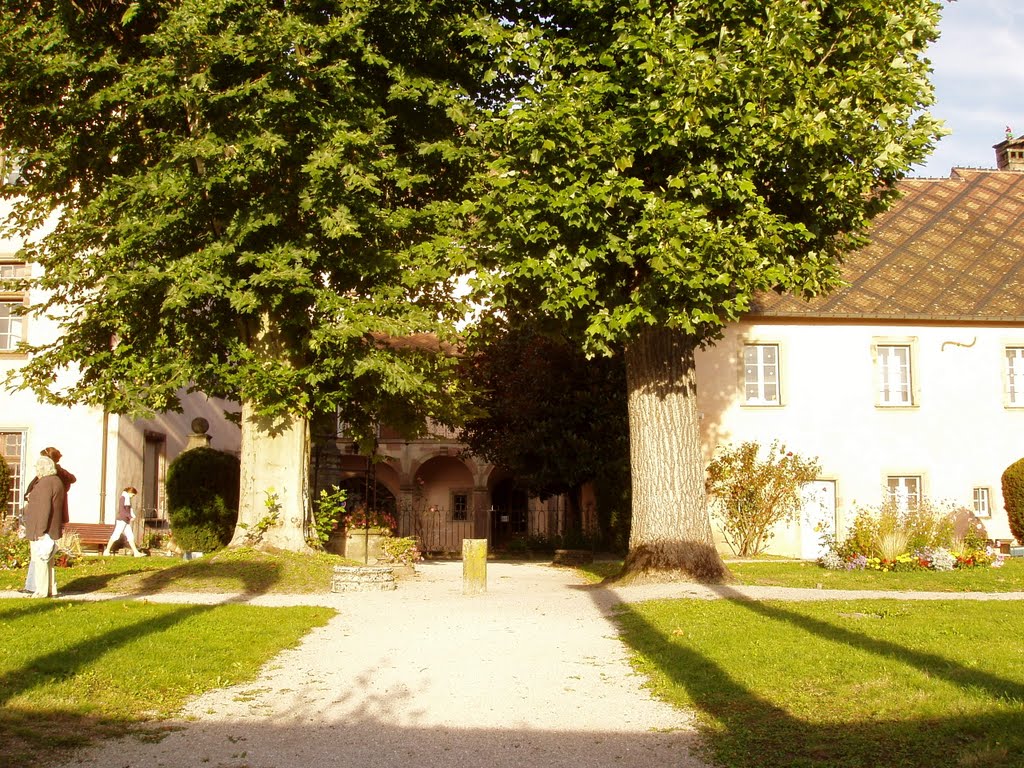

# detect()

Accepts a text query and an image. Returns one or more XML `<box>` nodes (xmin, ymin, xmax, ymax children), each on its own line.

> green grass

<box><xmin>576</xmin><ymin>558</ymin><xmax>1024</xmax><ymax>592</ymax></box>
<box><xmin>727</xmin><ymin>558</ymin><xmax>1024</xmax><ymax>592</ymax></box>
<box><xmin>616</xmin><ymin>598</ymin><xmax>1024</xmax><ymax>768</ymax></box>
<box><xmin>0</xmin><ymin>597</ymin><xmax>334</xmax><ymax>768</ymax></box>
<box><xmin>0</xmin><ymin>547</ymin><xmax>356</xmax><ymax>596</ymax></box>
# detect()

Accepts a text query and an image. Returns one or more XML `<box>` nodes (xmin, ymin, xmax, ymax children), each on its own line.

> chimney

<box><xmin>994</xmin><ymin>130</ymin><xmax>1024</xmax><ymax>171</ymax></box>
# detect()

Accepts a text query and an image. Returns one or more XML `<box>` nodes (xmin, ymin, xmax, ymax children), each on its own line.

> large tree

<box><xmin>0</xmin><ymin>0</ymin><xmax>495</xmax><ymax>548</ymax></box>
<box><xmin>468</xmin><ymin>0</ymin><xmax>946</xmax><ymax>581</ymax></box>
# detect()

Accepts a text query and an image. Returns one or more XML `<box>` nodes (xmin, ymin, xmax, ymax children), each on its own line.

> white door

<box><xmin>800</xmin><ymin>480</ymin><xmax>837</xmax><ymax>560</ymax></box>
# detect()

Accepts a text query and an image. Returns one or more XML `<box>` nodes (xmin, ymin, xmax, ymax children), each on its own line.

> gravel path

<box><xmin>45</xmin><ymin>561</ymin><xmax>712</xmax><ymax>768</ymax></box>
<box><xmin>27</xmin><ymin>561</ymin><xmax>1024</xmax><ymax>768</ymax></box>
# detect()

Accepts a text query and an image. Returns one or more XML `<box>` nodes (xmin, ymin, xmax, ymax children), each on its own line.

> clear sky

<box><xmin>912</xmin><ymin>0</ymin><xmax>1024</xmax><ymax>177</ymax></box>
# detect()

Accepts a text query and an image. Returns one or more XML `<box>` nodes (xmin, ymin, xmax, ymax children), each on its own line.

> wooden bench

<box><xmin>63</xmin><ymin>523</ymin><xmax>116</xmax><ymax>551</ymax></box>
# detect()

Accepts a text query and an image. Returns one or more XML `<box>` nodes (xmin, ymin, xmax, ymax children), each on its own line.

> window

<box><xmin>0</xmin><ymin>301</ymin><xmax>24</xmax><ymax>352</ymax></box>
<box><xmin>0</xmin><ymin>261</ymin><xmax>27</xmax><ymax>353</ymax></box>
<box><xmin>451</xmin><ymin>492</ymin><xmax>469</xmax><ymax>522</ymax></box>
<box><xmin>973</xmin><ymin>487</ymin><xmax>991</xmax><ymax>518</ymax></box>
<box><xmin>1</xmin><ymin>431</ymin><xmax>25</xmax><ymax>518</ymax></box>
<box><xmin>887</xmin><ymin>476</ymin><xmax>921</xmax><ymax>510</ymax></box>
<box><xmin>876</xmin><ymin>344</ymin><xmax>913</xmax><ymax>405</ymax></box>
<box><xmin>1005</xmin><ymin>347</ymin><xmax>1024</xmax><ymax>406</ymax></box>
<box><xmin>743</xmin><ymin>343</ymin><xmax>780</xmax><ymax>405</ymax></box>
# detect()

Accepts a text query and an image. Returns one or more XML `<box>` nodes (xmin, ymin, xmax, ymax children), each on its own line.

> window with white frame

<box><xmin>743</xmin><ymin>343</ymin><xmax>780</xmax><ymax>405</ymax></box>
<box><xmin>1005</xmin><ymin>347</ymin><xmax>1024</xmax><ymax>406</ymax></box>
<box><xmin>451</xmin><ymin>491</ymin><xmax>469</xmax><ymax>522</ymax></box>
<box><xmin>0</xmin><ymin>301</ymin><xmax>24</xmax><ymax>352</ymax></box>
<box><xmin>887</xmin><ymin>475</ymin><xmax>921</xmax><ymax>510</ymax></box>
<box><xmin>1</xmin><ymin>431</ymin><xmax>25</xmax><ymax>518</ymax></box>
<box><xmin>0</xmin><ymin>261</ymin><xmax>27</xmax><ymax>353</ymax></box>
<box><xmin>876</xmin><ymin>344</ymin><xmax>913</xmax><ymax>405</ymax></box>
<box><xmin>973</xmin><ymin>487</ymin><xmax>991</xmax><ymax>518</ymax></box>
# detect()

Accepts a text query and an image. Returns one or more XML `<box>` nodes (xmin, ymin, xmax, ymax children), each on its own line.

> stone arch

<box><xmin>407</xmin><ymin>454</ymin><xmax>478</xmax><ymax>554</ymax></box>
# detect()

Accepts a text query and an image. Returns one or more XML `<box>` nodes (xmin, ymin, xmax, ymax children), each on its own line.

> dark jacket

<box><xmin>26</xmin><ymin>464</ymin><xmax>75</xmax><ymax>521</ymax></box>
<box><xmin>23</xmin><ymin>474</ymin><xmax>66</xmax><ymax>541</ymax></box>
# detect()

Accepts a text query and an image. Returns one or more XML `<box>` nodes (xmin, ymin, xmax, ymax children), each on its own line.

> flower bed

<box><xmin>820</xmin><ymin>545</ymin><xmax>1007</xmax><ymax>572</ymax></box>
<box><xmin>817</xmin><ymin>498</ymin><xmax>1008</xmax><ymax>572</ymax></box>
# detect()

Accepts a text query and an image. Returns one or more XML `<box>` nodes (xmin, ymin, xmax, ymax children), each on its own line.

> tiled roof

<box><xmin>749</xmin><ymin>169</ymin><xmax>1024</xmax><ymax>323</ymax></box>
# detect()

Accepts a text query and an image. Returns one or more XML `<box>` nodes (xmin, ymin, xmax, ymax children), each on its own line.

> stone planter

<box><xmin>342</xmin><ymin>528</ymin><xmax>389</xmax><ymax>564</ymax></box>
<box><xmin>325</xmin><ymin>530</ymin><xmax>347</xmax><ymax>556</ymax></box>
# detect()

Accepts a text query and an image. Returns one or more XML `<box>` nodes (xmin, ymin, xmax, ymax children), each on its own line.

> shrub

<box><xmin>917</xmin><ymin>547</ymin><xmax>956</xmax><ymax>572</ymax></box>
<box><xmin>0</xmin><ymin>515</ymin><xmax>28</xmax><ymax>569</ymax></box>
<box><xmin>166</xmin><ymin>447</ymin><xmax>240</xmax><ymax>553</ymax></box>
<box><xmin>873</xmin><ymin>528</ymin><xmax>911</xmax><ymax>563</ymax></box>
<box><xmin>821</xmin><ymin>497</ymin><xmax>1001</xmax><ymax>572</ymax></box>
<box><xmin>0</xmin><ymin>455</ymin><xmax>11</xmax><ymax>518</ymax></box>
<box><xmin>1001</xmin><ymin>456</ymin><xmax>1024</xmax><ymax>543</ymax></box>
<box><xmin>309</xmin><ymin>486</ymin><xmax>346</xmax><ymax>549</ymax></box>
<box><xmin>837</xmin><ymin>498</ymin><xmax>955</xmax><ymax>562</ymax></box>
<box><xmin>379</xmin><ymin>536</ymin><xmax>422</xmax><ymax>566</ymax></box>
<box><xmin>706</xmin><ymin>440</ymin><xmax>820</xmax><ymax>557</ymax></box>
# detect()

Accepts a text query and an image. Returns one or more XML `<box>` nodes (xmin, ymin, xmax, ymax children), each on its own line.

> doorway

<box><xmin>800</xmin><ymin>480</ymin><xmax>837</xmax><ymax>560</ymax></box>
<box><xmin>142</xmin><ymin>432</ymin><xmax>167</xmax><ymax>519</ymax></box>
<box><xmin>490</xmin><ymin>478</ymin><xmax>528</xmax><ymax>549</ymax></box>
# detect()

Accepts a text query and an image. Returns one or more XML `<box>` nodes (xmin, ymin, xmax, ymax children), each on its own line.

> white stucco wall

<box><xmin>695</xmin><ymin>320</ymin><xmax>1024</xmax><ymax>556</ymax></box>
<box><xmin>1</xmin><ymin>197</ymin><xmax>241</xmax><ymax>523</ymax></box>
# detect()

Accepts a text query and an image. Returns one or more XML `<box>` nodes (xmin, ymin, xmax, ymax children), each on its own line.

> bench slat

<box><xmin>64</xmin><ymin>523</ymin><xmax>117</xmax><ymax>546</ymax></box>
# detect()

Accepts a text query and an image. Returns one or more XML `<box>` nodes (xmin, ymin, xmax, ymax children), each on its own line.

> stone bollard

<box><xmin>462</xmin><ymin>538</ymin><xmax>487</xmax><ymax>595</ymax></box>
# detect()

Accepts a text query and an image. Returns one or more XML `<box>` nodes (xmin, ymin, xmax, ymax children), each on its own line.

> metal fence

<box><xmin>391</xmin><ymin>502</ymin><xmax>592</xmax><ymax>556</ymax></box>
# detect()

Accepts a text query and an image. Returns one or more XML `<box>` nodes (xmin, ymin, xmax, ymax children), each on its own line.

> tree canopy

<box><xmin>0</xmin><ymin>0</ymin><xmax>495</xmax><ymax>438</ymax></box>
<box><xmin>470</xmin><ymin>0</ymin><xmax>945</xmax><ymax>348</ymax></box>
<box><xmin>467</xmin><ymin>0</ymin><xmax>946</xmax><ymax>580</ymax></box>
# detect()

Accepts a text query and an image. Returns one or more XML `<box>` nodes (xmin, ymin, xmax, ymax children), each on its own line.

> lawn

<box><xmin>0</xmin><ymin>546</ymin><xmax>354</xmax><ymax>596</ymax></box>
<box><xmin>581</xmin><ymin>557</ymin><xmax>1024</xmax><ymax>592</ymax></box>
<box><xmin>0</xmin><ymin>597</ymin><xmax>334</xmax><ymax>768</ymax></box>
<box><xmin>727</xmin><ymin>558</ymin><xmax>1024</xmax><ymax>592</ymax></box>
<box><xmin>617</xmin><ymin>598</ymin><xmax>1024</xmax><ymax>768</ymax></box>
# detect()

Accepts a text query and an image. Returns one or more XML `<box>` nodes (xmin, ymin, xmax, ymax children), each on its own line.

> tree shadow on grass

<box><xmin>0</xmin><ymin>601</ymin><xmax>215</xmax><ymax>767</ymax></box>
<box><xmin>57</xmin><ymin>557</ymin><xmax>284</xmax><ymax>599</ymax></box>
<box><xmin>609</xmin><ymin>586</ymin><xmax>1024</xmax><ymax>768</ymax></box>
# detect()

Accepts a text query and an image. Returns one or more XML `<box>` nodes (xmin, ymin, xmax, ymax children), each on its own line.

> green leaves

<box><xmin>0</xmin><ymin>0</ymin><xmax>487</xmax><ymax>426</ymax></box>
<box><xmin>468</xmin><ymin>0</ymin><xmax>944</xmax><ymax>352</ymax></box>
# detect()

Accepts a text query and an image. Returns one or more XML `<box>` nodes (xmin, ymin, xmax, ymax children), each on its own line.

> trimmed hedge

<box><xmin>166</xmin><ymin>448</ymin><xmax>240</xmax><ymax>552</ymax></box>
<box><xmin>1001</xmin><ymin>456</ymin><xmax>1024</xmax><ymax>544</ymax></box>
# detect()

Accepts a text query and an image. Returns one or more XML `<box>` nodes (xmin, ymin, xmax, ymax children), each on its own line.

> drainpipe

<box><xmin>99</xmin><ymin>410</ymin><xmax>109</xmax><ymax>523</ymax></box>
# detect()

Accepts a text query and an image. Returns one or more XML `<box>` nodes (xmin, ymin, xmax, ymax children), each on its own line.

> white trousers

<box><xmin>105</xmin><ymin>519</ymin><xmax>140</xmax><ymax>553</ymax></box>
<box><xmin>29</xmin><ymin>535</ymin><xmax>58</xmax><ymax>598</ymax></box>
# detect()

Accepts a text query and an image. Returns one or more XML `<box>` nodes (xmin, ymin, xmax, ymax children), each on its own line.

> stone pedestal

<box><xmin>331</xmin><ymin>565</ymin><xmax>397</xmax><ymax>592</ymax></box>
<box><xmin>462</xmin><ymin>538</ymin><xmax>487</xmax><ymax>595</ymax></box>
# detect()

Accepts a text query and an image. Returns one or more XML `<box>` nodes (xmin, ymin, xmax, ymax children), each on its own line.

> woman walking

<box><xmin>102</xmin><ymin>486</ymin><xmax>147</xmax><ymax>557</ymax></box>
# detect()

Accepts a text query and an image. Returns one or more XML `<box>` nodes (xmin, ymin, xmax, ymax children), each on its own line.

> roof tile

<box><xmin>750</xmin><ymin>169</ymin><xmax>1024</xmax><ymax>322</ymax></box>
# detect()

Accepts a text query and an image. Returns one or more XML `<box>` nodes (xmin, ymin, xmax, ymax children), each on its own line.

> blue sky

<box><xmin>913</xmin><ymin>0</ymin><xmax>1024</xmax><ymax>177</ymax></box>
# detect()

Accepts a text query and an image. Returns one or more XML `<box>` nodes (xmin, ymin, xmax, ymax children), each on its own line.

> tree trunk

<box><xmin>616</xmin><ymin>326</ymin><xmax>730</xmax><ymax>583</ymax></box>
<box><xmin>230</xmin><ymin>400</ymin><xmax>312</xmax><ymax>551</ymax></box>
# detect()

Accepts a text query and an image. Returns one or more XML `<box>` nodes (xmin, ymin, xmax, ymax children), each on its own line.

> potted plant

<box><xmin>340</xmin><ymin>505</ymin><xmax>398</xmax><ymax>563</ymax></box>
<box><xmin>378</xmin><ymin>536</ymin><xmax>422</xmax><ymax>576</ymax></box>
